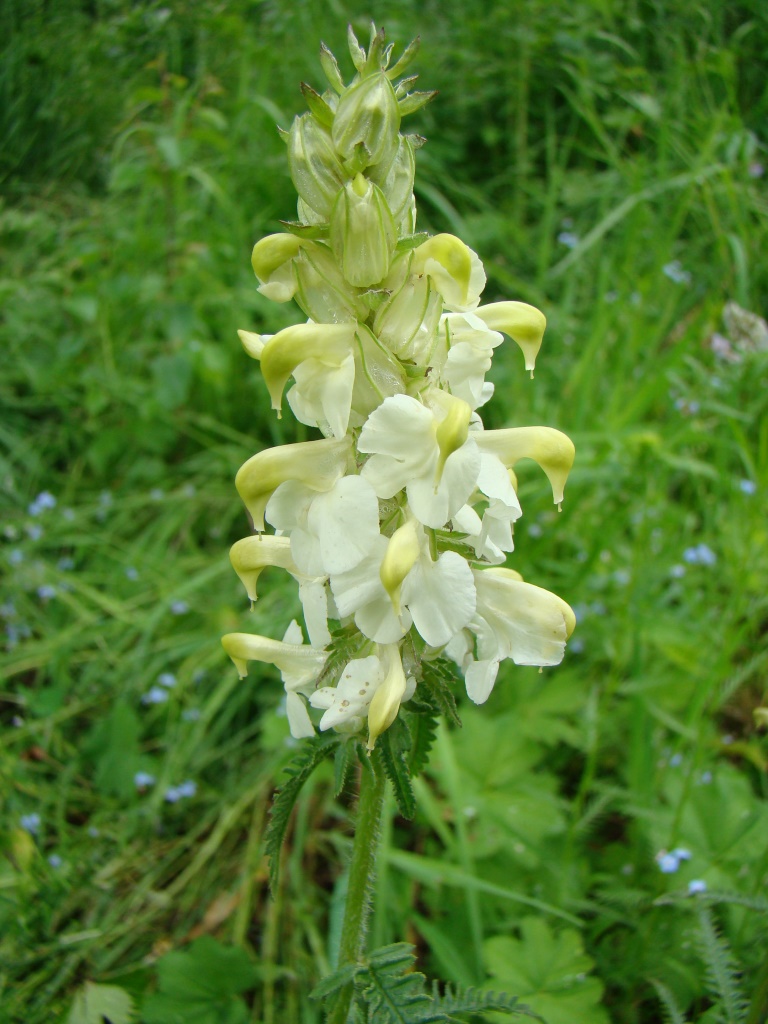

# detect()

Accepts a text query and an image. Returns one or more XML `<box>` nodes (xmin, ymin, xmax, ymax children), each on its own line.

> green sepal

<box><xmin>342</xmin><ymin>141</ymin><xmax>372</xmax><ymax>176</ymax></box>
<box><xmin>395</xmin><ymin>74</ymin><xmax>419</xmax><ymax>99</ymax></box>
<box><xmin>360</xmin><ymin>288</ymin><xmax>390</xmax><ymax>311</ymax></box>
<box><xmin>320</xmin><ymin>42</ymin><xmax>345</xmax><ymax>94</ymax></box>
<box><xmin>279</xmin><ymin>219</ymin><xmax>330</xmax><ymax>240</ymax></box>
<box><xmin>386</xmin><ymin>36</ymin><xmax>421</xmax><ymax>80</ymax></box>
<box><xmin>405</xmin><ymin>132</ymin><xmax>427</xmax><ymax>149</ymax></box>
<box><xmin>300</xmin><ymin>82</ymin><xmax>335</xmax><ymax>128</ymax></box>
<box><xmin>396</xmin><ymin>231</ymin><xmax>430</xmax><ymax>252</ymax></box>
<box><xmin>363</xmin><ymin>24</ymin><xmax>387</xmax><ymax>75</ymax></box>
<box><xmin>347</xmin><ymin>24</ymin><xmax>366</xmax><ymax>72</ymax></box>
<box><xmin>399</xmin><ymin>90</ymin><xmax>438</xmax><ymax>116</ymax></box>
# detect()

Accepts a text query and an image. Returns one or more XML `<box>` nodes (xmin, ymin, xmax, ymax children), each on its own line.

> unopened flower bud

<box><xmin>367</xmin><ymin>644</ymin><xmax>407</xmax><ymax>749</ymax></box>
<box><xmin>286</xmin><ymin>113</ymin><xmax>346</xmax><ymax>218</ymax></box>
<box><xmin>293</xmin><ymin>242</ymin><xmax>367</xmax><ymax>323</ymax></box>
<box><xmin>380</xmin><ymin>520</ymin><xmax>420</xmax><ymax>613</ymax></box>
<box><xmin>332</xmin><ymin>72</ymin><xmax>401</xmax><ymax>173</ymax></box>
<box><xmin>251</xmin><ymin>233</ymin><xmax>303</xmax><ymax>302</ymax></box>
<box><xmin>368</xmin><ymin>135</ymin><xmax>415</xmax><ymax>223</ymax></box>
<box><xmin>330</xmin><ymin>173</ymin><xmax>397</xmax><ymax>287</ymax></box>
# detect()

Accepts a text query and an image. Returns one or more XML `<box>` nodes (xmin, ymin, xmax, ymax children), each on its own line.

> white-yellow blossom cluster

<box><xmin>223</xmin><ymin>25</ymin><xmax>575</xmax><ymax>750</ymax></box>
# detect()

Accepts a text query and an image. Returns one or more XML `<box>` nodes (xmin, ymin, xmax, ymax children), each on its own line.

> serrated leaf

<box><xmin>67</xmin><ymin>982</ymin><xmax>135</xmax><ymax>1024</ymax></box>
<box><xmin>265</xmin><ymin>734</ymin><xmax>339</xmax><ymax>890</ymax></box>
<box><xmin>405</xmin><ymin>707</ymin><xmax>439</xmax><ymax>778</ymax></box>
<box><xmin>142</xmin><ymin>937</ymin><xmax>256</xmax><ymax>1024</ymax></box>
<box><xmin>334</xmin><ymin>738</ymin><xmax>357</xmax><ymax>796</ymax></box>
<box><xmin>420</xmin><ymin>660</ymin><xmax>462</xmax><ymax>727</ymax></box>
<box><xmin>427</xmin><ymin>985</ymin><xmax>539</xmax><ymax>1022</ymax></box>
<box><xmin>310</xmin><ymin>962</ymin><xmax>359</xmax><ymax>1001</ymax></box>
<box><xmin>378</xmin><ymin>720</ymin><xmax>416</xmax><ymax>819</ymax></box>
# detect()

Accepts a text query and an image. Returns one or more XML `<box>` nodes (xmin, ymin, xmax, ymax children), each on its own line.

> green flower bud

<box><xmin>368</xmin><ymin>135</ymin><xmax>415</xmax><ymax>224</ymax></box>
<box><xmin>330</xmin><ymin>173</ymin><xmax>397</xmax><ymax>287</ymax></box>
<box><xmin>251</xmin><ymin>233</ymin><xmax>302</xmax><ymax>302</ymax></box>
<box><xmin>286</xmin><ymin>113</ymin><xmax>346</xmax><ymax>219</ymax></box>
<box><xmin>293</xmin><ymin>241</ymin><xmax>369</xmax><ymax>323</ymax></box>
<box><xmin>332</xmin><ymin>72</ymin><xmax>400</xmax><ymax>173</ymax></box>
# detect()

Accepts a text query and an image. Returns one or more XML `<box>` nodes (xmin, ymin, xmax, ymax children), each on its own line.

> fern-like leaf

<box><xmin>421</xmin><ymin>984</ymin><xmax>541</xmax><ymax>1022</ymax></box>
<box><xmin>378</xmin><ymin>719</ymin><xmax>417</xmax><ymax>819</ymax></box>
<box><xmin>354</xmin><ymin>943</ymin><xmax>432</xmax><ymax>1022</ymax></box>
<box><xmin>405</xmin><ymin>706</ymin><xmax>439</xmax><ymax>778</ymax></box>
<box><xmin>419</xmin><ymin>659</ymin><xmax>462</xmax><ymax>727</ymax></box>
<box><xmin>697</xmin><ymin>906</ymin><xmax>748</xmax><ymax>1024</ymax></box>
<box><xmin>264</xmin><ymin>734</ymin><xmax>338</xmax><ymax>890</ymax></box>
<box><xmin>650</xmin><ymin>978</ymin><xmax>690</xmax><ymax>1024</ymax></box>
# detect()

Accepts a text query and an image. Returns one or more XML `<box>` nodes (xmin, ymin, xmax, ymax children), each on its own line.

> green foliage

<box><xmin>67</xmin><ymin>982</ymin><xmax>135</xmax><ymax>1024</ymax></box>
<box><xmin>483</xmin><ymin>918</ymin><xmax>610</xmax><ymax>1024</ymax></box>
<box><xmin>265</xmin><ymin>733</ymin><xmax>340</xmax><ymax>890</ymax></box>
<box><xmin>141</xmin><ymin>936</ymin><xmax>257</xmax><ymax>1024</ymax></box>
<box><xmin>2</xmin><ymin>1</ymin><xmax>768</xmax><ymax>1021</ymax></box>
<box><xmin>313</xmin><ymin>943</ymin><xmax>536</xmax><ymax>1022</ymax></box>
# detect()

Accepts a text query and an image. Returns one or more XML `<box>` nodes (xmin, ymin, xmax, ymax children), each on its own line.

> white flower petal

<box><xmin>407</xmin><ymin>439</ymin><xmax>480</xmax><ymax>527</ymax></box>
<box><xmin>307</xmin><ymin>475</ymin><xmax>380</xmax><ymax>573</ymax></box>
<box><xmin>299</xmin><ymin>580</ymin><xmax>331</xmax><ymax>648</ymax></box>
<box><xmin>464</xmin><ymin>658</ymin><xmax>499</xmax><ymax>705</ymax></box>
<box><xmin>402</xmin><ymin>550</ymin><xmax>476</xmax><ymax>647</ymax></box>
<box><xmin>359</xmin><ymin>395</ymin><xmax>436</xmax><ymax>498</ymax></box>
<box><xmin>286</xmin><ymin>691</ymin><xmax>316</xmax><ymax>738</ymax></box>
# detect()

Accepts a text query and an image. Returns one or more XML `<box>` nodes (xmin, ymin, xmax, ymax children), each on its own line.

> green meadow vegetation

<box><xmin>2</xmin><ymin>0</ymin><xmax>768</xmax><ymax>1020</ymax></box>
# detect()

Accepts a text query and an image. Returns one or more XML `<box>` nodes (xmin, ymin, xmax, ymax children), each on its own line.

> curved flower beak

<box><xmin>235</xmin><ymin>436</ymin><xmax>352</xmax><ymax>530</ymax></box>
<box><xmin>474</xmin><ymin>301</ymin><xmax>547</xmax><ymax>375</ymax></box>
<box><xmin>229</xmin><ymin>535</ymin><xmax>301</xmax><ymax>604</ymax></box>
<box><xmin>475</xmin><ymin>426</ymin><xmax>575</xmax><ymax>506</ymax></box>
<box><xmin>251</xmin><ymin>233</ymin><xmax>303</xmax><ymax>302</ymax></box>
<box><xmin>221</xmin><ymin>631</ymin><xmax>327</xmax><ymax>681</ymax></box>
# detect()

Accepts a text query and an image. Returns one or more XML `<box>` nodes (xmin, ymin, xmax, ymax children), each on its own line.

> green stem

<box><xmin>327</xmin><ymin>756</ymin><xmax>387</xmax><ymax>1024</ymax></box>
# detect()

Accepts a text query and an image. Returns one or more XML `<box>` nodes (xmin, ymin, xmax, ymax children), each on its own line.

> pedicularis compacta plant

<box><xmin>222</xmin><ymin>24</ymin><xmax>576</xmax><ymax>1022</ymax></box>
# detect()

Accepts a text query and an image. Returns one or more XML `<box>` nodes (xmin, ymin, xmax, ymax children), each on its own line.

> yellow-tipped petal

<box><xmin>367</xmin><ymin>645</ymin><xmax>407</xmax><ymax>750</ymax></box>
<box><xmin>251</xmin><ymin>233</ymin><xmax>302</xmax><ymax>282</ymax></box>
<box><xmin>434</xmin><ymin>394</ymin><xmax>472</xmax><ymax>484</ymax></box>
<box><xmin>221</xmin><ymin>631</ymin><xmax>326</xmax><ymax>681</ymax></box>
<box><xmin>260</xmin><ymin>323</ymin><xmax>357</xmax><ymax>415</ymax></box>
<box><xmin>237</xmin><ymin>330</ymin><xmax>266</xmax><ymax>360</ymax></box>
<box><xmin>476</xmin><ymin>426</ymin><xmax>575</xmax><ymax>505</ymax></box>
<box><xmin>379</xmin><ymin>520</ymin><xmax>420</xmax><ymax>613</ymax></box>
<box><xmin>229</xmin><ymin>535</ymin><xmax>300</xmax><ymax>603</ymax></box>
<box><xmin>474</xmin><ymin>301</ymin><xmax>547</xmax><ymax>374</ymax></box>
<box><xmin>235</xmin><ymin>436</ymin><xmax>352</xmax><ymax>531</ymax></box>
<box><xmin>412</xmin><ymin>233</ymin><xmax>472</xmax><ymax>307</ymax></box>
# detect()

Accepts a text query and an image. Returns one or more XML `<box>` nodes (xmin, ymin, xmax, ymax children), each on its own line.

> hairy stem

<box><xmin>327</xmin><ymin>756</ymin><xmax>387</xmax><ymax>1024</ymax></box>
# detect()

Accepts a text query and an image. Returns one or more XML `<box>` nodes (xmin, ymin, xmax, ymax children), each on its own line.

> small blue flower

<box><xmin>0</xmin><ymin>602</ymin><xmax>16</xmax><ymax>619</ymax></box>
<box><xmin>57</xmin><ymin>557</ymin><xmax>75</xmax><ymax>571</ymax></box>
<box><xmin>48</xmin><ymin>854</ymin><xmax>63</xmax><ymax>869</ymax></box>
<box><xmin>37</xmin><ymin>585</ymin><xmax>57</xmax><ymax>600</ymax></box>
<box><xmin>698</xmin><ymin>770</ymin><xmax>713</xmax><ymax>785</ymax></box>
<box><xmin>672</xmin><ymin>847</ymin><xmax>692</xmax><ymax>862</ymax></box>
<box><xmin>182</xmin><ymin>708</ymin><xmax>201</xmax><ymax>722</ymax></box>
<box><xmin>99</xmin><ymin>490</ymin><xmax>113</xmax><ymax>507</ymax></box>
<box><xmin>21</xmin><ymin>813</ymin><xmax>41</xmax><ymax>835</ymax></box>
<box><xmin>683</xmin><ymin>543</ymin><xmax>716</xmax><ymax>566</ymax></box>
<box><xmin>150</xmin><ymin>488</ymin><xmax>165</xmax><ymax>501</ymax></box>
<box><xmin>8</xmin><ymin>549</ymin><xmax>24</xmax><ymax>566</ymax></box>
<box><xmin>134</xmin><ymin>771</ymin><xmax>156</xmax><ymax>788</ymax></box>
<box><xmin>26</xmin><ymin>524</ymin><xmax>44</xmax><ymax>541</ymax></box>
<box><xmin>688</xmin><ymin>879</ymin><xmax>707</xmax><ymax>894</ymax></box>
<box><xmin>170</xmin><ymin>600</ymin><xmax>189</xmax><ymax>615</ymax></box>
<box><xmin>739</xmin><ymin>479</ymin><xmax>757</xmax><ymax>495</ymax></box>
<box><xmin>657</xmin><ymin>851</ymin><xmax>680</xmax><ymax>874</ymax></box>
<box><xmin>669</xmin><ymin>753</ymin><xmax>683</xmax><ymax>767</ymax></box>
<box><xmin>125</xmin><ymin>566</ymin><xmax>139</xmax><ymax>580</ymax></box>
<box><xmin>28</xmin><ymin>492</ymin><xmax>57</xmax><ymax>516</ymax></box>
<box><xmin>663</xmin><ymin>260</ymin><xmax>691</xmax><ymax>285</ymax></box>
<box><xmin>669</xmin><ymin>564</ymin><xmax>686</xmax><ymax>579</ymax></box>
<box><xmin>158</xmin><ymin>672</ymin><xmax>177</xmax><ymax>689</ymax></box>
<box><xmin>142</xmin><ymin>686</ymin><xmax>169</xmax><ymax>705</ymax></box>
<box><xmin>557</xmin><ymin>231</ymin><xmax>580</xmax><ymax>249</ymax></box>
<box><xmin>164</xmin><ymin>779</ymin><xmax>197</xmax><ymax>802</ymax></box>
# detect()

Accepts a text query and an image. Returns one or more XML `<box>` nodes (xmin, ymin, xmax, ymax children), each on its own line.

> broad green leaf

<box><xmin>67</xmin><ymin>982</ymin><xmax>134</xmax><ymax>1024</ymax></box>
<box><xmin>483</xmin><ymin>918</ymin><xmax>609</xmax><ymax>1024</ymax></box>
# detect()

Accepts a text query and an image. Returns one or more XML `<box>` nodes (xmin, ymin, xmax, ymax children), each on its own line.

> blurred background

<box><xmin>2</xmin><ymin>1</ymin><xmax>767</xmax><ymax>1021</ymax></box>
